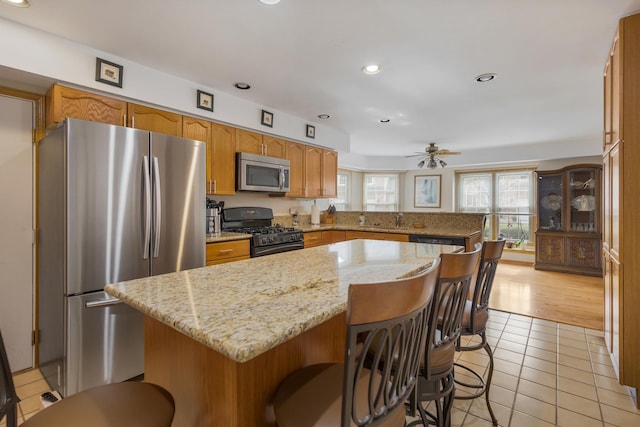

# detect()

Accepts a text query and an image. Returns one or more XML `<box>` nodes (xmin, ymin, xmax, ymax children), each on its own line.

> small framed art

<box><xmin>261</xmin><ymin>109</ymin><xmax>273</xmax><ymax>127</ymax></box>
<box><xmin>306</xmin><ymin>124</ymin><xmax>315</xmax><ymax>139</ymax></box>
<box><xmin>414</xmin><ymin>175</ymin><xmax>441</xmax><ymax>208</ymax></box>
<box><xmin>95</xmin><ymin>58</ymin><xmax>123</xmax><ymax>88</ymax></box>
<box><xmin>197</xmin><ymin>90</ymin><xmax>214</xmax><ymax>112</ymax></box>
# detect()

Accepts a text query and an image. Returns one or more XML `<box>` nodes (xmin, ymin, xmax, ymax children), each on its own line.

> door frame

<box><xmin>0</xmin><ymin>85</ymin><xmax>46</xmax><ymax>367</ymax></box>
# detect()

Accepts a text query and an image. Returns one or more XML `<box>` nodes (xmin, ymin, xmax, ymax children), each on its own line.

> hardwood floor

<box><xmin>489</xmin><ymin>261</ymin><xmax>604</xmax><ymax>331</ymax></box>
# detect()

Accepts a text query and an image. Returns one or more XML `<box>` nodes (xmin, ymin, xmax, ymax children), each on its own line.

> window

<box><xmin>457</xmin><ymin>169</ymin><xmax>534</xmax><ymax>247</ymax></box>
<box><xmin>363</xmin><ymin>173</ymin><xmax>399</xmax><ymax>212</ymax></box>
<box><xmin>333</xmin><ymin>172</ymin><xmax>350</xmax><ymax>211</ymax></box>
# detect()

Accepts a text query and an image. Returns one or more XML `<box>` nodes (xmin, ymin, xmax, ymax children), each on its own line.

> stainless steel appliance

<box><xmin>37</xmin><ymin>118</ymin><xmax>205</xmax><ymax>397</ymax></box>
<box><xmin>221</xmin><ymin>207</ymin><xmax>303</xmax><ymax>257</ymax></box>
<box><xmin>236</xmin><ymin>152</ymin><xmax>290</xmax><ymax>193</ymax></box>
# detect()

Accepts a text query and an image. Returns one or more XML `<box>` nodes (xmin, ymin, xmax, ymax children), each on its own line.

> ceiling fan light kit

<box><xmin>412</xmin><ymin>142</ymin><xmax>460</xmax><ymax>169</ymax></box>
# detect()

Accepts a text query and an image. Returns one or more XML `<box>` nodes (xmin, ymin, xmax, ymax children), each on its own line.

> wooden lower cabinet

<box><xmin>344</xmin><ymin>231</ymin><xmax>409</xmax><ymax>242</ymax></box>
<box><xmin>535</xmin><ymin>233</ymin><xmax>601</xmax><ymax>276</ymax></box>
<box><xmin>206</xmin><ymin>240</ymin><xmax>250</xmax><ymax>266</ymax></box>
<box><xmin>323</xmin><ymin>230</ymin><xmax>346</xmax><ymax>243</ymax></box>
<box><xmin>303</xmin><ymin>231</ymin><xmax>324</xmax><ymax>248</ymax></box>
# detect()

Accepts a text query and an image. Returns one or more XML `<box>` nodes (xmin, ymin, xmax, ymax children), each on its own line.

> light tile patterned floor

<box><xmin>1</xmin><ymin>368</ymin><xmax>51</xmax><ymax>426</ymax></box>
<box><xmin>407</xmin><ymin>310</ymin><xmax>640</xmax><ymax>427</ymax></box>
<box><xmin>3</xmin><ymin>310</ymin><xmax>639</xmax><ymax>426</ymax></box>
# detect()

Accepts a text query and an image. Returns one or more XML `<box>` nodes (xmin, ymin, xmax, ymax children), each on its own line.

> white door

<box><xmin>0</xmin><ymin>94</ymin><xmax>34</xmax><ymax>371</ymax></box>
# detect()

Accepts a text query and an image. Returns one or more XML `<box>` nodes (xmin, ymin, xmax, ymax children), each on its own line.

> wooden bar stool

<box><xmin>0</xmin><ymin>329</ymin><xmax>175</xmax><ymax>427</ymax></box>
<box><xmin>454</xmin><ymin>239</ymin><xmax>506</xmax><ymax>426</ymax></box>
<box><xmin>273</xmin><ymin>259</ymin><xmax>441</xmax><ymax>427</ymax></box>
<box><xmin>408</xmin><ymin>246</ymin><xmax>481</xmax><ymax>427</ymax></box>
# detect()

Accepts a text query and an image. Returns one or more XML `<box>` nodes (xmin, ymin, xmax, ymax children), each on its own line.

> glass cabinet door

<box><xmin>569</xmin><ymin>169</ymin><xmax>597</xmax><ymax>232</ymax></box>
<box><xmin>538</xmin><ymin>173</ymin><xmax>563</xmax><ymax>231</ymax></box>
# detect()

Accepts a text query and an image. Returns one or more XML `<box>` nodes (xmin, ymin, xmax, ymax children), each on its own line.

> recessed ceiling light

<box><xmin>318</xmin><ymin>114</ymin><xmax>330</xmax><ymax>119</ymax></box>
<box><xmin>380</xmin><ymin>118</ymin><xmax>390</xmax><ymax>123</ymax></box>
<box><xmin>258</xmin><ymin>0</ymin><xmax>280</xmax><ymax>4</ymax></box>
<box><xmin>1</xmin><ymin>0</ymin><xmax>30</xmax><ymax>7</ymax></box>
<box><xmin>362</xmin><ymin>64</ymin><xmax>382</xmax><ymax>75</ymax></box>
<box><xmin>234</xmin><ymin>82</ymin><xmax>251</xmax><ymax>90</ymax></box>
<box><xmin>475</xmin><ymin>73</ymin><xmax>496</xmax><ymax>83</ymax></box>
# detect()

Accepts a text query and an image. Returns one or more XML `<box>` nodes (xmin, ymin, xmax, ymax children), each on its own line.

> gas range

<box><xmin>221</xmin><ymin>207</ymin><xmax>304</xmax><ymax>257</ymax></box>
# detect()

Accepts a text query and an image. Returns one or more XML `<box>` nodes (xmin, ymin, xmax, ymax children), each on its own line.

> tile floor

<box><xmin>406</xmin><ymin>310</ymin><xmax>640</xmax><ymax>427</ymax></box>
<box><xmin>3</xmin><ymin>310</ymin><xmax>640</xmax><ymax>427</ymax></box>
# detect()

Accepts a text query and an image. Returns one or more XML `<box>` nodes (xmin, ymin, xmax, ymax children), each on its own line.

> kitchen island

<box><xmin>105</xmin><ymin>240</ymin><xmax>461</xmax><ymax>427</ymax></box>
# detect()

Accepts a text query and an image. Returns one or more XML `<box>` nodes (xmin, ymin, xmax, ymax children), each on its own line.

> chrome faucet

<box><xmin>396</xmin><ymin>212</ymin><xmax>403</xmax><ymax>228</ymax></box>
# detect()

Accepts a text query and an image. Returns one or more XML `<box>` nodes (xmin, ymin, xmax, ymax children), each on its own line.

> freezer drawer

<box><xmin>64</xmin><ymin>292</ymin><xmax>144</xmax><ymax>397</ymax></box>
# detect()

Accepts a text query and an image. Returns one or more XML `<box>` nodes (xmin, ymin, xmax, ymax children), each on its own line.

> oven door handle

<box><xmin>253</xmin><ymin>241</ymin><xmax>304</xmax><ymax>257</ymax></box>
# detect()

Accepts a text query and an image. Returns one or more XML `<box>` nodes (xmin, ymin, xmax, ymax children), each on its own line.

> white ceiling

<box><xmin>2</xmin><ymin>0</ymin><xmax>640</xmax><ymax>163</ymax></box>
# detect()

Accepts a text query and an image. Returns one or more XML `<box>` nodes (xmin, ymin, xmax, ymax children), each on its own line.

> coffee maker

<box><xmin>206</xmin><ymin>198</ymin><xmax>222</xmax><ymax>236</ymax></box>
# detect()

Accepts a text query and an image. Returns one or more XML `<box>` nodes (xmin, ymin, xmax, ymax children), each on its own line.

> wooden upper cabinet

<box><xmin>322</xmin><ymin>150</ymin><xmax>338</xmax><ymax>198</ymax></box>
<box><xmin>285</xmin><ymin>141</ymin><xmax>305</xmax><ymax>198</ymax></box>
<box><xmin>210</xmin><ymin>123</ymin><xmax>236</xmax><ymax>195</ymax></box>
<box><xmin>236</xmin><ymin>129</ymin><xmax>263</xmax><ymax>154</ymax></box>
<box><xmin>46</xmin><ymin>84</ymin><xmax>126</xmax><ymax>127</ymax></box>
<box><xmin>305</xmin><ymin>146</ymin><xmax>323</xmax><ymax>198</ymax></box>
<box><xmin>262</xmin><ymin>135</ymin><xmax>286</xmax><ymax>158</ymax></box>
<box><xmin>127</xmin><ymin>103</ymin><xmax>182</xmax><ymax>137</ymax></box>
<box><xmin>182</xmin><ymin>116</ymin><xmax>211</xmax><ymax>144</ymax></box>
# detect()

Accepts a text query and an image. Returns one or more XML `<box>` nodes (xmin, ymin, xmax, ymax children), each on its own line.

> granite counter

<box><xmin>104</xmin><ymin>240</ymin><xmax>460</xmax><ymax>427</ymax></box>
<box><xmin>105</xmin><ymin>239</ymin><xmax>458</xmax><ymax>363</ymax></box>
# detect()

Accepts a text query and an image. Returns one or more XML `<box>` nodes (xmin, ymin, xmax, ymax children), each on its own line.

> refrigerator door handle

<box><xmin>152</xmin><ymin>156</ymin><xmax>162</xmax><ymax>258</ymax></box>
<box><xmin>85</xmin><ymin>298</ymin><xmax>123</xmax><ymax>308</ymax></box>
<box><xmin>143</xmin><ymin>156</ymin><xmax>152</xmax><ymax>260</ymax></box>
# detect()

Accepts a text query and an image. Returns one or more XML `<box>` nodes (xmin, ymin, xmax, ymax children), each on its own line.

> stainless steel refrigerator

<box><xmin>37</xmin><ymin>118</ymin><xmax>205</xmax><ymax>397</ymax></box>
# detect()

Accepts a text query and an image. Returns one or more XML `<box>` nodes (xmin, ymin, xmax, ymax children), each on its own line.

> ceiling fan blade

<box><xmin>435</xmin><ymin>150</ymin><xmax>461</xmax><ymax>156</ymax></box>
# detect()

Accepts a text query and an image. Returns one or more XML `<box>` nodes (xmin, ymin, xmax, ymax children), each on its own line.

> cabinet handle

<box><xmin>132</xmin><ymin>116</ymin><xmax>135</xmax><ymax>128</ymax></box>
<box><xmin>208</xmin><ymin>180</ymin><xmax>213</xmax><ymax>194</ymax></box>
<box><xmin>218</xmin><ymin>249</ymin><xmax>233</xmax><ymax>254</ymax></box>
<box><xmin>213</xmin><ymin>180</ymin><xmax>217</xmax><ymax>193</ymax></box>
<box><xmin>122</xmin><ymin>114</ymin><xmax>126</xmax><ymax>126</ymax></box>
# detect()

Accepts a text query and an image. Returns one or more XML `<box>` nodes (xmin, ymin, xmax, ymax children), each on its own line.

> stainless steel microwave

<box><xmin>236</xmin><ymin>152</ymin><xmax>290</xmax><ymax>193</ymax></box>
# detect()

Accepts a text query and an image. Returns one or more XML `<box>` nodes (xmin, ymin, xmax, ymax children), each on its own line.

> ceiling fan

<box><xmin>407</xmin><ymin>142</ymin><xmax>461</xmax><ymax>169</ymax></box>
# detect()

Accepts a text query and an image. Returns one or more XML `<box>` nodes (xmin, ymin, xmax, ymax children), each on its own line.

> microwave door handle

<box><xmin>279</xmin><ymin>166</ymin><xmax>284</xmax><ymax>190</ymax></box>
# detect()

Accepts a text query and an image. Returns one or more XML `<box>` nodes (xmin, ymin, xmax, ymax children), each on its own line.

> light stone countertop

<box><xmin>105</xmin><ymin>240</ymin><xmax>460</xmax><ymax>363</ymax></box>
<box><xmin>205</xmin><ymin>231</ymin><xmax>251</xmax><ymax>244</ymax></box>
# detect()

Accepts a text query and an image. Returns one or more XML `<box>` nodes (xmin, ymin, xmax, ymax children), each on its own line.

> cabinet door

<box><xmin>322</xmin><ymin>150</ymin><xmax>338</xmax><ymax>198</ymax></box>
<box><xmin>183</xmin><ymin>117</ymin><xmax>213</xmax><ymax>193</ymax></box>
<box><xmin>536</xmin><ymin>234</ymin><xmax>564</xmax><ymax>265</ymax></box>
<box><xmin>285</xmin><ymin>141</ymin><xmax>306</xmax><ymax>198</ymax></box>
<box><xmin>603</xmin><ymin>250</ymin><xmax>613</xmax><ymax>352</ymax></box>
<box><xmin>305</xmin><ymin>146</ymin><xmax>323</xmax><ymax>198</ymax></box>
<box><xmin>611</xmin><ymin>31</ymin><xmax>621</xmax><ymax>145</ymax></box>
<box><xmin>537</xmin><ymin>172</ymin><xmax>563</xmax><ymax>231</ymax></box>
<box><xmin>236</xmin><ymin>129</ymin><xmax>263</xmax><ymax>154</ymax></box>
<box><xmin>127</xmin><ymin>103</ymin><xmax>182</xmax><ymax>136</ymax></box>
<box><xmin>603</xmin><ymin>152</ymin><xmax>611</xmax><ymax>253</ymax></box>
<box><xmin>46</xmin><ymin>84</ymin><xmax>126</xmax><ymax>127</ymax></box>
<box><xmin>610</xmin><ymin>143</ymin><xmax>621</xmax><ymax>261</ymax></box>
<box><xmin>567</xmin><ymin>237</ymin><xmax>600</xmax><ymax>270</ymax></box>
<box><xmin>262</xmin><ymin>136</ymin><xmax>286</xmax><ymax>158</ymax></box>
<box><xmin>210</xmin><ymin>124</ymin><xmax>236</xmax><ymax>195</ymax></box>
<box><xmin>303</xmin><ymin>231</ymin><xmax>324</xmax><ymax>248</ymax></box>
<box><xmin>568</xmin><ymin>168</ymin><xmax>598</xmax><ymax>233</ymax></box>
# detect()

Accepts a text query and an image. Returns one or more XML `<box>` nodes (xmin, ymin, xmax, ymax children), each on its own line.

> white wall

<box><xmin>0</xmin><ymin>17</ymin><xmax>350</xmax><ymax>153</ymax></box>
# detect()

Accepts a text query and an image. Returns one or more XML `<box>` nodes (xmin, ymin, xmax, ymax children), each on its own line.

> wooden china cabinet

<box><xmin>535</xmin><ymin>164</ymin><xmax>602</xmax><ymax>276</ymax></box>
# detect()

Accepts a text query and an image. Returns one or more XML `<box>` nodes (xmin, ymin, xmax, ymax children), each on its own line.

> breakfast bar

<box><xmin>105</xmin><ymin>240</ymin><xmax>461</xmax><ymax>426</ymax></box>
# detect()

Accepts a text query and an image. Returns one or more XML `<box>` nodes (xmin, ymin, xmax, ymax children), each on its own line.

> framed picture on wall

<box><xmin>95</xmin><ymin>58</ymin><xmax>123</xmax><ymax>88</ymax></box>
<box><xmin>414</xmin><ymin>175</ymin><xmax>441</xmax><ymax>208</ymax></box>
